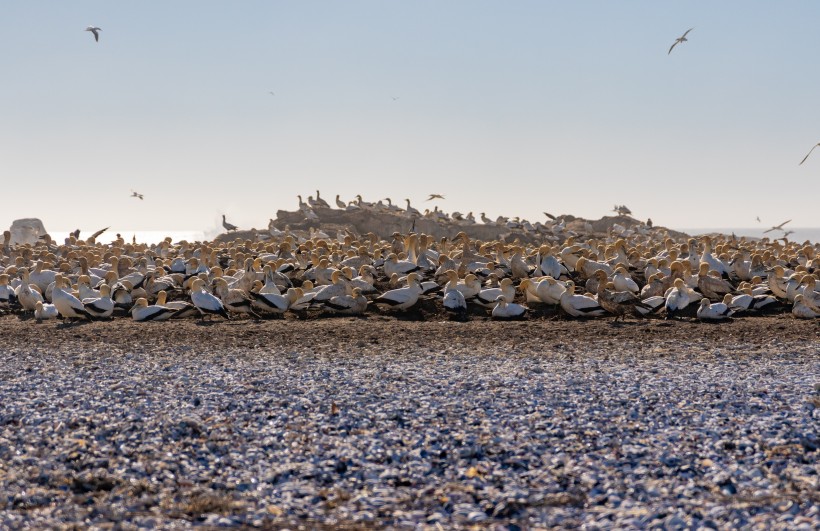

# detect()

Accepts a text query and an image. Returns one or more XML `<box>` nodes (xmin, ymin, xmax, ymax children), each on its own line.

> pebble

<box><xmin>0</xmin><ymin>332</ymin><xmax>817</xmax><ymax>528</ymax></box>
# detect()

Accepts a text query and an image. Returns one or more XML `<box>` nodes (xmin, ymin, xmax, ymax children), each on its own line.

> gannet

<box><xmin>314</xmin><ymin>190</ymin><xmax>330</xmax><ymax>208</ymax></box>
<box><xmin>426</xmin><ymin>194</ymin><xmax>445</xmax><ymax>201</ymax></box>
<box><xmin>323</xmin><ymin>287</ymin><xmax>367</xmax><ymax>315</ymax></box>
<box><xmin>52</xmin><ymin>275</ymin><xmax>92</xmax><ymax>320</ymax></box>
<box><xmin>792</xmin><ymin>294</ymin><xmax>819</xmax><ymax>318</ymax></box>
<box><xmin>404</xmin><ymin>199</ymin><xmax>420</xmax><ymax>217</ymax></box>
<box><xmin>574</xmin><ymin>256</ymin><xmax>613</xmax><ymax>280</ymax></box>
<box><xmin>0</xmin><ymin>274</ymin><xmax>16</xmax><ymax>308</ymax></box>
<box><xmin>251</xmin><ymin>287</ymin><xmax>301</xmax><ymax>315</ymax></box>
<box><xmin>82</xmin><ymin>284</ymin><xmax>115</xmax><ymax>319</ymax></box>
<box><xmin>597</xmin><ymin>282</ymin><xmax>652</xmax><ymax>321</ymax></box>
<box><xmin>559</xmin><ymin>281</ymin><xmax>606</xmax><ymax>317</ymax></box>
<box><xmin>130</xmin><ymin>191</ymin><xmax>144</xmax><ymax>200</ymax></box>
<box><xmin>312</xmin><ymin>270</ymin><xmax>350</xmax><ymax>302</ymax></box>
<box><xmin>222</xmin><ymin>215</ymin><xmax>238</xmax><ymax>232</ymax></box>
<box><xmin>155</xmin><ymin>290</ymin><xmax>198</xmax><ymax>318</ymax></box>
<box><xmin>374</xmin><ymin>273</ymin><xmax>423</xmax><ymax>311</ymax></box>
<box><xmin>697</xmin><ymin>263</ymin><xmax>734</xmax><ymax>300</ymax></box>
<box><xmin>612</xmin><ymin>266</ymin><xmax>639</xmax><ymax>293</ymax></box>
<box><xmin>34</xmin><ymin>301</ymin><xmax>59</xmax><ymax>320</ymax></box>
<box><xmin>443</xmin><ymin>273</ymin><xmax>468</xmax><ymax>318</ymax></box>
<box><xmin>474</xmin><ymin>278</ymin><xmax>516</xmax><ymax>308</ymax></box>
<box><xmin>131</xmin><ymin>298</ymin><xmax>177</xmax><ymax>322</ymax></box>
<box><xmin>696</xmin><ymin>298</ymin><xmax>733</xmax><ymax>321</ymax></box>
<box><xmin>762</xmin><ymin>219</ymin><xmax>791</xmax><ymax>234</ymax></box>
<box><xmin>213</xmin><ymin>277</ymin><xmax>260</xmax><ymax>318</ymax></box>
<box><xmin>384</xmin><ymin>253</ymin><xmax>421</xmax><ymax>278</ymax></box>
<box><xmin>668</xmin><ymin>28</ymin><xmax>693</xmax><ymax>55</ymax></box>
<box><xmin>799</xmin><ymin>143</ymin><xmax>820</xmax><ymax>165</ymax></box>
<box><xmin>534</xmin><ymin>276</ymin><xmax>568</xmax><ymax>305</ymax></box>
<box><xmin>190</xmin><ymin>278</ymin><xmax>230</xmax><ymax>320</ymax></box>
<box><xmin>85</xmin><ymin>26</ymin><xmax>101</xmax><ymax>42</ymax></box>
<box><xmin>491</xmin><ymin>296</ymin><xmax>527</xmax><ymax>320</ymax></box>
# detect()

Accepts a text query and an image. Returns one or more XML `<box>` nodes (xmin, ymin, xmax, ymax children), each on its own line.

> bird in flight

<box><xmin>763</xmin><ymin>219</ymin><xmax>791</xmax><ymax>234</ymax></box>
<box><xmin>392</xmin><ymin>96</ymin><xmax>400</xmax><ymax>101</ymax></box>
<box><xmin>269</xmin><ymin>91</ymin><xmax>276</xmax><ymax>96</ymax></box>
<box><xmin>85</xmin><ymin>26</ymin><xmax>101</xmax><ymax>42</ymax></box>
<box><xmin>130</xmin><ymin>190</ymin><xmax>144</xmax><ymax>200</ymax></box>
<box><xmin>799</xmin><ymin>142</ymin><xmax>820</xmax><ymax>165</ymax></box>
<box><xmin>668</xmin><ymin>28</ymin><xmax>693</xmax><ymax>55</ymax></box>
<box><xmin>426</xmin><ymin>194</ymin><xmax>445</xmax><ymax>201</ymax></box>
<box><xmin>756</xmin><ymin>216</ymin><xmax>761</xmax><ymax>223</ymax></box>
<box><xmin>543</xmin><ymin>212</ymin><xmax>557</xmax><ymax>221</ymax></box>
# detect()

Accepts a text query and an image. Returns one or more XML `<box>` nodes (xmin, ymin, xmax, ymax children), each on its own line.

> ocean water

<box><xmin>49</xmin><ymin>227</ymin><xmax>820</xmax><ymax>246</ymax></box>
<box><xmin>676</xmin><ymin>228</ymin><xmax>820</xmax><ymax>244</ymax></box>
<box><xmin>51</xmin><ymin>230</ymin><xmax>208</xmax><ymax>245</ymax></box>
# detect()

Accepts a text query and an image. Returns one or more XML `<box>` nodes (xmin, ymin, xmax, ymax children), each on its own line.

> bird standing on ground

<box><xmin>668</xmin><ymin>28</ymin><xmax>693</xmax><ymax>54</ymax></box>
<box><xmin>222</xmin><ymin>215</ymin><xmax>238</xmax><ymax>232</ymax></box>
<box><xmin>85</xmin><ymin>26</ymin><xmax>101</xmax><ymax>42</ymax></box>
<box><xmin>426</xmin><ymin>194</ymin><xmax>445</xmax><ymax>201</ymax></box>
<box><xmin>799</xmin><ymin>143</ymin><xmax>820</xmax><ymax>165</ymax></box>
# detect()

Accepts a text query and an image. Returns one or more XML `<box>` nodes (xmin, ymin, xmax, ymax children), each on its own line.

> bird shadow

<box><xmin>56</xmin><ymin>320</ymin><xmax>91</xmax><ymax>330</ymax></box>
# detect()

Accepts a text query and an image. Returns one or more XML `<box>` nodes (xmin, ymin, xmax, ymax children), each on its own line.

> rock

<box><xmin>9</xmin><ymin>218</ymin><xmax>48</xmax><ymax>246</ymax></box>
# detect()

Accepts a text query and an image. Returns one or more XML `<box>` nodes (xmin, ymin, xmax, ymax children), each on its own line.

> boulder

<box><xmin>9</xmin><ymin>218</ymin><xmax>48</xmax><ymax>246</ymax></box>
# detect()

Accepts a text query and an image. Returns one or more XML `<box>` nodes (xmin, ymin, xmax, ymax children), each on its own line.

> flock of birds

<box><xmin>1</xmin><ymin>214</ymin><xmax>818</xmax><ymax>324</ymax></box>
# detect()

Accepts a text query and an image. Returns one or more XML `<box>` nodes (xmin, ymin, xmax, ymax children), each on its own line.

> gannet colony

<box><xmin>2</xmin><ymin>195</ymin><xmax>818</xmax><ymax>322</ymax></box>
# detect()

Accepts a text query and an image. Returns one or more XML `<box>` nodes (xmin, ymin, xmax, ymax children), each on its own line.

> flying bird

<box><xmin>426</xmin><ymin>194</ymin><xmax>445</xmax><ymax>201</ymax></box>
<box><xmin>392</xmin><ymin>96</ymin><xmax>400</xmax><ymax>101</ymax></box>
<box><xmin>763</xmin><ymin>219</ymin><xmax>791</xmax><ymax>234</ymax></box>
<box><xmin>269</xmin><ymin>91</ymin><xmax>276</xmax><ymax>96</ymax></box>
<box><xmin>668</xmin><ymin>28</ymin><xmax>693</xmax><ymax>55</ymax></box>
<box><xmin>799</xmin><ymin>142</ymin><xmax>820</xmax><ymax>165</ymax></box>
<box><xmin>130</xmin><ymin>190</ymin><xmax>144</xmax><ymax>200</ymax></box>
<box><xmin>756</xmin><ymin>216</ymin><xmax>761</xmax><ymax>223</ymax></box>
<box><xmin>85</xmin><ymin>26</ymin><xmax>101</xmax><ymax>42</ymax></box>
<box><xmin>543</xmin><ymin>212</ymin><xmax>557</xmax><ymax>221</ymax></box>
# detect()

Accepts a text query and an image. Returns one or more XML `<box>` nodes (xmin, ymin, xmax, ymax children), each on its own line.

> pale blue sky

<box><xmin>2</xmin><ymin>1</ymin><xmax>819</xmax><ymax>233</ymax></box>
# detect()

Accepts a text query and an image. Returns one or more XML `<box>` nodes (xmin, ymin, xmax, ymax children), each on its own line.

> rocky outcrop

<box><xmin>9</xmin><ymin>218</ymin><xmax>48</xmax><ymax>246</ymax></box>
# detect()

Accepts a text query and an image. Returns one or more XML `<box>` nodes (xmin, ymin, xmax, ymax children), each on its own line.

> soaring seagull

<box><xmin>799</xmin><ymin>142</ymin><xmax>820</xmax><ymax>165</ymax></box>
<box><xmin>668</xmin><ymin>28</ymin><xmax>693</xmax><ymax>55</ymax></box>
<box><xmin>85</xmin><ymin>26</ymin><xmax>101</xmax><ymax>42</ymax></box>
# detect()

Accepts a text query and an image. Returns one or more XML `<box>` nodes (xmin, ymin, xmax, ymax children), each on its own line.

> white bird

<box><xmin>82</xmin><ymin>284</ymin><xmax>115</xmax><ymax>319</ymax></box>
<box><xmin>668</xmin><ymin>28</ymin><xmax>693</xmax><ymax>55</ymax></box>
<box><xmin>491</xmin><ymin>296</ymin><xmax>527</xmax><ymax>319</ymax></box>
<box><xmin>16</xmin><ymin>271</ymin><xmax>44</xmax><ymax>312</ymax></box>
<box><xmin>559</xmin><ymin>282</ymin><xmax>606</xmax><ymax>317</ymax></box>
<box><xmin>799</xmin><ymin>143</ymin><xmax>820</xmax><ymax>165</ymax></box>
<box><xmin>763</xmin><ymin>219</ymin><xmax>791</xmax><ymax>234</ymax></box>
<box><xmin>34</xmin><ymin>301</ymin><xmax>59</xmax><ymax>320</ymax></box>
<box><xmin>474</xmin><ymin>278</ymin><xmax>516</xmax><ymax>308</ymax></box>
<box><xmin>251</xmin><ymin>287</ymin><xmax>301</xmax><ymax>315</ymax></box>
<box><xmin>696</xmin><ymin>298</ymin><xmax>733</xmax><ymax>321</ymax></box>
<box><xmin>792</xmin><ymin>294</ymin><xmax>819</xmax><ymax>319</ymax></box>
<box><xmin>443</xmin><ymin>287</ymin><xmax>468</xmax><ymax>317</ymax></box>
<box><xmin>85</xmin><ymin>26</ymin><xmax>101</xmax><ymax>42</ymax></box>
<box><xmin>323</xmin><ymin>288</ymin><xmax>367</xmax><ymax>315</ymax></box>
<box><xmin>52</xmin><ymin>275</ymin><xmax>92</xmax><ymax>320</ymax></box>
<box><xmin>190</xmin><ymin>278</ymin><xmax>231</xmax><ymax>320</ymax></box>
<box><xmin>130</xmin><ymin>298</ymin><xmax>177</xmax><ymax>322</ymax></box>
<box><xmin>374</xmin><ymin>273</ymin><xmax>423</xmax><ymax>311</ymax></box>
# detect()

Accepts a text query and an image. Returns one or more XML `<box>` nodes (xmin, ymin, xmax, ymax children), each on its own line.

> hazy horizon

<box><xmin>2</xmin><ymin>1</ymin><xmax>819</xmax><ymax>232</ymax></box>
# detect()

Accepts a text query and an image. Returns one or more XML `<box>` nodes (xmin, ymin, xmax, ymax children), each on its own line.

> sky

<box><xmin>2</xmin><ymin>1</ymin><xmax>820</xmax><ymax>235</ymax></box>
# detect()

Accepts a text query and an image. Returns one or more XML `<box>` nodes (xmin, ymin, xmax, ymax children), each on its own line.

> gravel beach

<box><xmin>0</xmin><ymin>315</ymin><xmax>817</xmax><ymax>529</ymax></box>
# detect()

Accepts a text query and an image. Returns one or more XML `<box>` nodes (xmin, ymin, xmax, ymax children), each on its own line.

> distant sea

<box><xmin>51</xmin><ymin>230</ymin><xmax>208</xmax><ymax>245</ymax></box>
<box><xmin>677</xmin><ymin>227</ymin><xmax>820</xmax><ymax>244</ymax></box>
<box><xmin>49</xmin><ymin>227</ymin><xmax>820</xmax><ymax>246</ymax></box>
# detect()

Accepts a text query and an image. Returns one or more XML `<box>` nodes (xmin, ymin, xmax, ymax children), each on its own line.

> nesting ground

<box><xmin>0</xmin><ymin>316</ymin><xmax>818</xmax><ymax>529</ymax></box>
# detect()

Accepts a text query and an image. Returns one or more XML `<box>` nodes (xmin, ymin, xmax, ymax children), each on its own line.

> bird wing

<box><xmin>681</xmin><ymin>28</ymin><xmax>694</xmax><ymax>38</ymax></box>
<box><xmin>90</xmin><ymin>226</ymin><xmax>109</xmax><ymax>239</ymax></box>
<box><xmin>799</xmin><ymin>144</ymin><xmax>819</xmax><ymax>165</ymax></box>
<box><xmin>778</xmin><ymin>219</ymin><xmax>792</xmax><ymax>228</ymax></box>
<box><xmin>668</xmin><ymin>41</ymin><xmax>678</xmax><ymax>55</ymax></box>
